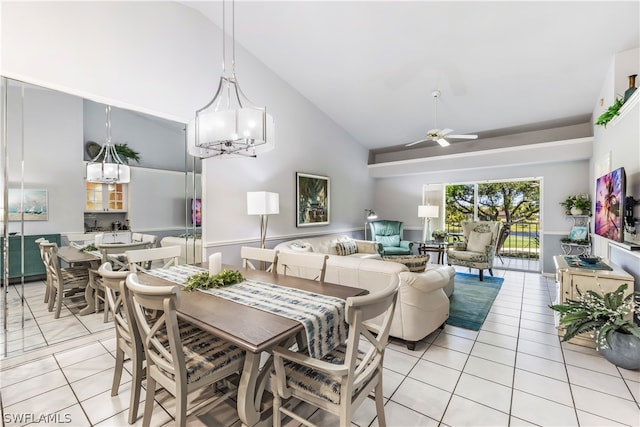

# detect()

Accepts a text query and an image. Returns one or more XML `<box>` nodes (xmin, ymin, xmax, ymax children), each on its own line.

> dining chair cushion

<box><xmin>154</xmin><ymin>320</ymin><xmax>245</xmax><ymax>384</ymax></box>
<box><xmin>279</xmin><ymin>345</ymin><xmax>370</xmax><ymax>405</ymax></box>
<box><xmin>466</xmin><ymin>230</ymin><xmax>493</xmax><ymax>253</ymax></box>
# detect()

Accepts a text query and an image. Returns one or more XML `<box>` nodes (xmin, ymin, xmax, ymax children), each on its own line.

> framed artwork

<box><xmin>8</xmin><ymin>189</ymin><xmax>48</xmax><ymax>221</ymax></box>
<box><xmin>296</xmin><ymin>172</ymin><xmax>330</xmax><ymax>227</ymax></box>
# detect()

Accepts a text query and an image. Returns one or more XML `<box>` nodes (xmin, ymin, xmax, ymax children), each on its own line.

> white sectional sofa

<box><xmin>274</xmin><ymin>234</ymin><xmax>455</xmax><ymax>349</ymax></box>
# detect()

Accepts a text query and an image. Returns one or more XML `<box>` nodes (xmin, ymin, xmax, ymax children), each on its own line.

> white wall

<box><xmin>1</xmin><ymin>1</ymin><xmax>375</xmax><ymax>255</ymax></box>
<box><xmin>6</xmin><ymin>82</ymin><xmax>84</xmax><ymax>236</ymax></box>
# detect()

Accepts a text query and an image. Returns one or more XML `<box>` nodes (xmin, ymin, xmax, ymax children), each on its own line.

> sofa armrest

<box><xmin>400</xmin><ymin>240</ymin><xmax>414</xmax><ymax>250</ymax></box>
<box><xmin>354</xmin><ymin>239</ymin><xmax>381</xmax><ymax>254</ymax></box>
<box><xmin>399</xmin><ymin>270</ymin><xmax>448</xmax><ymax>294</ymax></box>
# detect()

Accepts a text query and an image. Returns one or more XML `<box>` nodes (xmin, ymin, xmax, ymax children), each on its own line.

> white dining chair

<box><xmin>126</xmin><ymin>273</ymin><xmax>246</xmax><ymax>427</ymax></box>
<box><xmin>97</xmin><ymin>241</ymin><xmax>151</xmax><ymax>271</ymax></box>
<box><xmin>35</xmin><ymin>238</ymin><xmax>51</xmax><ymax>304</ymax></box>
<box><xmin>96</xmin><ymin>263</ymin><xmax>144</xmax><ymax>424</ymax></box>
<box><xmin>126</xmin><ymin>245</ymin><xmax>181</xmax><ymax>272</ymax></box>
<box><xmin>40</xmin><ymin>242</ymin><xmax>90</xmax><ymax>319</ymax></box>
<box><xmin>241</xmin><ymin>246</ymin><xmax>279</xmax><ymax>272</ymax></box>
<box><xmin>276</xmin><ymin>252</ymin><xmax>329</xmax><ymax>283</ymax></box>
<box><xmin>132</xmin><ymin>232</ymin><xmax>158</xmax><ymax>248</ymax></box>
<box><xmin>271</xmin><ymin>282</ymin><xmax>399</xmax><ymax>427</ymax></box>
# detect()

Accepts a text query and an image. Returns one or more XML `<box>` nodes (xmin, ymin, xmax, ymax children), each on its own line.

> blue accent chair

<box><xmin>369</xmin><ymin>220</ymin><xmax>414</xmax><ymax>256</ymax></box>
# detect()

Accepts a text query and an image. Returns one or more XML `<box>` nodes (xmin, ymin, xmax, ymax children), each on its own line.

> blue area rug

<box><xmin>446</xmin><ymin>272</ymin><xmax>504</xmax><ymax>331</ymax></box>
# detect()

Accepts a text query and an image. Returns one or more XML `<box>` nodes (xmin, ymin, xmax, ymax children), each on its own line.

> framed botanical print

<box><xmin>296</xmin><ymin>172</ymin><xmax>329</xmax><ymax>227</ymax></box>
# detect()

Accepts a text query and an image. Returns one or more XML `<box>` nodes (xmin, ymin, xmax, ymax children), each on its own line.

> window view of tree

<box><xmin>445</xmin><ymin>180</ymin><xmax>540</xmax><ymax>263</ymax></box>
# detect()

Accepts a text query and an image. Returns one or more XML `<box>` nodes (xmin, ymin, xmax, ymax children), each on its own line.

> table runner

<box><xmin>70</xmin><ymin>242</ymin><xmax>101</xmax><ymax>258</ymax></box>
<box><xmin>144</xmin><ymin>265</ymin><xmax>347</xmax><ymax>358</ymax></box>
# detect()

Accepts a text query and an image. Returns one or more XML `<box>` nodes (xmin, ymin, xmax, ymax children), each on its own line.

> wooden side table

<box><xmin>416</xmin><ymin>240</ymin><xmax>449</xmax><ymax>264</ymax></box>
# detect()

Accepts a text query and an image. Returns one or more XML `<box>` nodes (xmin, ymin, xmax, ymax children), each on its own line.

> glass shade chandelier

<box><xmin>86</xmin><ymin>105</ymin><xmax>130</xmax><ymax>183</ymax></box>
<box><xmin>187</xmin><ymin>0</ymin><xmax>274</xmax><ymax>158</ymax></box>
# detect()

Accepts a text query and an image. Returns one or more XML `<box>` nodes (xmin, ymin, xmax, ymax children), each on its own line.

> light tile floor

<box><xmin>1</xmin><ymin>268</ymin><xmax>639</xmax><ymax>426</ymax></box>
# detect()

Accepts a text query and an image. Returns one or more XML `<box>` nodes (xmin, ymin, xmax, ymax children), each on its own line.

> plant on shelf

<box><xmin>114</xmin><ymin>143</ymin><xmax>141</xmax><ymax>164</ymax></box>
<box><xmin>560</xmin><ymin>194</ymin><xmax>590</xmax><ymax>215</ymax></box>
<box><xmin>431</xmin><ymin>230</ymin><xmax>447</xmax><ymax>241</ymax></box>
<box><xmin>549</xmin><ymin>283</ymin><xmax>640</xmax><ymax>370</ymax></box>
<box><xmin>595</xmin><ymin>97</ymin><xmax>624</xmax><ymax>128</ymax></box>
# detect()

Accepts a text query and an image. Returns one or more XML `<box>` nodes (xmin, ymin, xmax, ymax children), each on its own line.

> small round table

<box><xmin>416</xmin><ymin>240</ymin><xmax>449</xmax><ymax>264</ymax></box>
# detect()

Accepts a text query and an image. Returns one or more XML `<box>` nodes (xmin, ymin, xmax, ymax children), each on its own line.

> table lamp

<box><xmin>247</xmin><ymin>191</ymin><xmax>279</xmax><ymax>248</ymax></box>
<box><xmin>418</xmin><ymin>205</ymin><xmax>439</xmax><ymax>242</ymax></box>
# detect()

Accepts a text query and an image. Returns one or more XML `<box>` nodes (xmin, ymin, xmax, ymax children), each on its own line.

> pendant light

<box><xmin>187</xmin><ymin>0</ymin><xmax>274</xmax><ymax>158</ymax></box>
<box><xmin>86</xmin><ymin>105</ymin><xmax>130</xmax><ymax>183</ymax></box>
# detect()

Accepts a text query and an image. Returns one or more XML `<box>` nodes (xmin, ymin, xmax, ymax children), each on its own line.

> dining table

<box><xmin>56</xmin><ymin>245</ymin><xmax>102</xmax><ymax>315</ymax></box>
<box><xmin>137</xmin><ymin>263</ymin><xmax>366</xmax><ymax>427</ymax></box>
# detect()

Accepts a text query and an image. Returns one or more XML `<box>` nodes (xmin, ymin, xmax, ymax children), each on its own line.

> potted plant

<box><xmin>595</xmin><ymin>97</ymin><xmax>624</xmax><ymax>128</ymax></box>
<box><xmin>549</xmin><ymin>283</ymin><xmax>640</xmax><ymax>370</ymax></box>
<box><xmin>560</xmin><ymin>194</ymin><xmax>590</xmax><ymax>215</ymax></box>
<box><xmin>431</xmin><ymin>230</ymin><xmax>447</xmax><ymax>242</ymax></box>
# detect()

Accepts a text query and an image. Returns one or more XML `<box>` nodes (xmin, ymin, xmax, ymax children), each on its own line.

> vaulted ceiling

<box><xmin>183</xmin><ymin>1</ymin><xmax>639</xmax><ymax>156</ymax></box>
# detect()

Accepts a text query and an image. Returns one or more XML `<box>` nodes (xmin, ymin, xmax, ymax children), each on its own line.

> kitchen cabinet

<box><xmin>85</xmin><ymin>182</ymin><xmax>127</xmax><ymax>212</ymax></box>
<box><xmin>1</xmin><ymin>233</ymin><xmax>61</xmax><ymax>283</ymax></box>
<box><xmin>553</xmin><ymin>255</ymin><xmax>634</xmax><ymax>347</ymax></box>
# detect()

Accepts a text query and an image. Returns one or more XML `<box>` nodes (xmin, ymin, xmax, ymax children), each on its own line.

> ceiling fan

<box><xmin>406</xmin><ymin>90</ymin><xmax>478</xmax><ymax>147</ymax></box>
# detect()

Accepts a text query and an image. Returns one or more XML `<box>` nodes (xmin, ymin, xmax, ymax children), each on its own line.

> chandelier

<box><xmin>86</xmin><ymin>105</ymin><xmax>130</xmax><ymax>183</ymax></box>
<box><xmin>187</xmin><ymin>0</ymin><xmax>274</xmax><ymax>158</ymax></box>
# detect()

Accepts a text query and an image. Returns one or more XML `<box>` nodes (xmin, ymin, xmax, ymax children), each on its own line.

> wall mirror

<box><xmin>1</xmin><ymin>76</ymin><xmax>201</xmax><ymax>357</ymax></box>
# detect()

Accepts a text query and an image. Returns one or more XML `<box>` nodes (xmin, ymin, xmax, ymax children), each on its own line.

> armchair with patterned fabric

<box><xmin>369</xmin><ymin>220</ymin><xmax>414</xmax><ymax>256</ymax></box>
<box><xmin>447</xmin><ymin>220</ymin><xmax>502</xmax><ymax>281</ymax></box>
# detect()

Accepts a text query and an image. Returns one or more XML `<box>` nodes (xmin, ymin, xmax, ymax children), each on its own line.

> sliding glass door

<box><xmin>444</xmin><ymin>178</ymin><xmax>541</xmax><ymax>272</ymax></box>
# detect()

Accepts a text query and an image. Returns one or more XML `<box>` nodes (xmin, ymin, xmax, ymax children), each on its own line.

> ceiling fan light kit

<box><xmin>406</xmin><ymin>90</ymin><xmax>478</xmax><ymax>147</ymax></box>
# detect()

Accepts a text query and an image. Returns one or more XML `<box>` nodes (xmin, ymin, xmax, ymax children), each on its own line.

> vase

<box><xmin>624</xmin><ymin>74</ymin><xmax>637</xmax><ymax>103</ymax></box>
<box><xmin>570</xmin><ymin>207</ymin><xmax>583</xmax><ymax>216</ymax></box>
<box><xmin>597</xmin><ymin>331</ymin><xmax>640</xmax><ymax>370</ymax></box>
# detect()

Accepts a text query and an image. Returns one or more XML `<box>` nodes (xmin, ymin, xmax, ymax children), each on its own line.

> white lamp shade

<box><xmin>86</xmin><ymin>162</ymin><xmax>130</xmax><ymax>183</ymax></box>
<box><xmin>247</xmin><ymin>191</ymin><xmax>279</xmax><ymax>215</ymax></box>
<box><xmin>418</xmin><ymin>205</ymin><xmax>439</xmax><ymax>218</ymax></box>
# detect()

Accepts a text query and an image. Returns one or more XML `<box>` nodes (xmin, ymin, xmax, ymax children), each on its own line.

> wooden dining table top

<box><xmin>137</xmin><ymin>264</ymin><xmax>366</xmax><ymax>354</ymax></box>
<box><xmin>56</xmin><ymin>245</ymin><xmax>101</xmax><ymax>264</ymax></box>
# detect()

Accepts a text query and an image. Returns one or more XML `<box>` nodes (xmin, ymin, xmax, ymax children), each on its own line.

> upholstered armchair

<box><xmin>369</xmin><ymin>220</ymin><xmax>413</xmax><ymax>256</ymax></box>
<box><xmin>447</xmin><ymin>221</ymin><xmax>502</xmax><ymax>281</ymax></box>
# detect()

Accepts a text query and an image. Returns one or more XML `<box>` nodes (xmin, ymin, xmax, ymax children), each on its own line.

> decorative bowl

<box><xmin>579</xmin><ymin>255</ymin><xmax>600</xmax><ymax>264</ymax></box>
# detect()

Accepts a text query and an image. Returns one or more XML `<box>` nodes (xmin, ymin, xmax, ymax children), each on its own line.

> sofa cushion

<box><xmin>335</xmin><ymin>239</ymin><xmax>358</xmax><ymax>256</ymax></box>
<box><xmin>376</xmin><ymin>235</ymin><xmax>400</xmax><ymax>247</ymax></box>
<box><xmin>467</xmin><ymin>230</ymin><xmax>492</xmax><ymax>253</ymax></box>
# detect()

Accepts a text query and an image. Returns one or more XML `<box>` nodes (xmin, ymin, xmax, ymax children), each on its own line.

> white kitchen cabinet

<box><xmin>85</xmin><ymin>182</ymin><xmax>127</xmax><ymax>212</ymax></box>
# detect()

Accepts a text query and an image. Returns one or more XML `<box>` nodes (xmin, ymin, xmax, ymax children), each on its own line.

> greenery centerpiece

<box><xmin>183</xmin><ymin>269</ymin><xmax>244</xmax><ymax>292</ymax></box>
<box><xmin>560</xmin><ymin>194</ymin><xmax>590</xmax><ymax>215</ymax></box>
<box><xmin>549</xmin><ymin>283</ymin><xmax>640</xmax><ymax>369</ymax></box>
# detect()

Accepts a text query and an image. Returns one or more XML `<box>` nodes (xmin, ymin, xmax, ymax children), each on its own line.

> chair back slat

<box><xmin>126</xmin><ymin>246</ymin><xmax>181</xmax><ymax>272</ymax></box>
<box><xmin>276</xmin><ymin>252</ymin><xmax>328</xmax><ymax>282</ymax></box>
<box><xmin>98</xmin><ymin>263</ymin><xmax>136</xmax><ymax>347</ymax></box>
<box><xmin>241</xmin><ymin>247</ymin><xmax>278</xmax><ymax>272</ymax></box>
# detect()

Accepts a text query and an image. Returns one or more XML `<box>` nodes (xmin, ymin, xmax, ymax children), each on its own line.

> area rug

<box><xmin>446</xmin><ymin>272</ymin><xmax>504</xmax><ymax>331</ymax></box>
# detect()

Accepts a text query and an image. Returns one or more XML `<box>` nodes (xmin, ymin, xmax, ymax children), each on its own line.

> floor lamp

<box><xmin>364</xmin><ymin>209</ymin><xmax>378</xmax><ymax>240</ymax></box>
<box><xmin>247</xmin><ymin>191</ymin><xmax>279</xmax><ymax>248</ymax></box>
<box><xmin>418</xmin><ymin>205</ymin><xmax>439</xmax><ymax>242</ymax></box>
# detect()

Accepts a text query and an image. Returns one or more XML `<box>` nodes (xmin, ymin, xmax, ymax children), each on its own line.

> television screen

<box><xmin>594</xmin><ymin>167</ymin><xmax>625</xmax><ymax>242</ymax></box>
<box><xmin>191</xmin><ymin>198</ymin><xmax>202</xmax><ymax>226</ymax></box>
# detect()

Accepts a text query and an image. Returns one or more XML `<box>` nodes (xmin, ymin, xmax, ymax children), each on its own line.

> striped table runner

<box><xmin>144</xmin><ymin>265</ymin><xmax>347</xmax><ymax>358</ymax></box>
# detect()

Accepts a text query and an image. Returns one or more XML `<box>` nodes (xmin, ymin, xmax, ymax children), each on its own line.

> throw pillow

<box><xmin>467</xmin><ymin>231</ymin><xmax>492</xmax><ymax>253</ymax></box>
<box><xmin>336</xmin><ymin>239</ymin><xmax>358</xmax><ymax>256</ymax></box>
<box><xmin>290</xmin><ymin>243</ymin><xmax>313</xmax><ymax>252</ymax></box>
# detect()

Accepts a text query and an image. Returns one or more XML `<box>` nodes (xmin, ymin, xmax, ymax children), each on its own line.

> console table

<box><xmin>1</xmin><ymin>233</ymin><xmax>61</xmax><ymax>284</ymax></box>
<box><xmin>553</xmin><ymin>255</ymin><xmax>634</xmax><ymax>347</ymax></box>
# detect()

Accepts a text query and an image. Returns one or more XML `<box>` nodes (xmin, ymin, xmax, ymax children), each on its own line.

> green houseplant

<box><xmin>431</xmin><ymin>230</ymin><xmax>447</xmax><ymax>241</ymax></box>
<box><xmin>595</xmin><ymin>97</ymin><xmax>624</xmax><ymax>128</ymax></box>
<box><xmin>560</xmin><ymin>194</ymin><xmax>590</xmax><ymax>215</ymax></box>
<box><xmin>550</xmin><ymin>283</ymin><xmax>640</xmax><ymax>369</ymax></box>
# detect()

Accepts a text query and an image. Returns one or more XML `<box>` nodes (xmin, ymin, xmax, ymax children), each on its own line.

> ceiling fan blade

<box><xmin>447</xmin><ymin>134</ymin><xmax>478</xmax><ymax>140</ymax></box>
<box><xmin>405</xmin><ymin>139</ymin><xmax>428</xmax><ymax>147</ymax></box>
<box><xmin>437</xmin><ymin>138</ymin><xmax>450</xmax><ymax>147</ymax></box>
<box><xmin>440</xmin><ymin>128</ymin><xmax>454</xmax><ymax>136</ymax></box>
